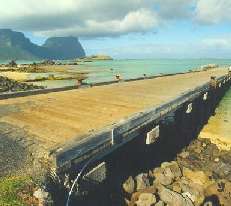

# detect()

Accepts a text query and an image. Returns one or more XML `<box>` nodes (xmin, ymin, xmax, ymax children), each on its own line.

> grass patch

<box><xmin>0</xmin><ymin>176</ymin><xmax>33</xmax><ymax>206</ymax></box>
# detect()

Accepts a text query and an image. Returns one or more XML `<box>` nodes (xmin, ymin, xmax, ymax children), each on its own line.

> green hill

<box><xmin>0</xmin><ymin>29</ymin><xmax>85</xmax><ymax>60</ymax></box>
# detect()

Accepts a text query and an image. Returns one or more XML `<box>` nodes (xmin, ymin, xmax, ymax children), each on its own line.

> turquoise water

<box><xmin>82</xmin><ymin>59</ymin><xmax>231</xmax><ymax>83</ymax></box>
<box><xmin>1</xmin><ymin>59</ymin><xmax>231</xmax><ymax>87</ymax></box>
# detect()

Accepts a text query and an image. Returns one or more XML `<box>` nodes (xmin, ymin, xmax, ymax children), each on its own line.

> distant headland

<box><xmin>0</xmin><ymin>29</ymin><xmax>86</xmax><ymax>60</ymax></box>
<box><xmin>77</xmin><ymin>55</ymin><xmax>113</xmax><ymax>62</ymax></box>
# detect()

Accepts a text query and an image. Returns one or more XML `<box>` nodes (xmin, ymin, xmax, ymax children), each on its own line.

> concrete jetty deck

<box><xmin>0</xmin><ymin>68</ymin><xmax>230</xmax><ymax>171</ymax></box>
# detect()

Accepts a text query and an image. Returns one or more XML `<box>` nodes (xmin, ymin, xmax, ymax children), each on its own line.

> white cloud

<box><xmin>35</xmin><ymin>8</ymin><xmax>159</xmax><ymax>37</ymax></box>
<box><xmin>0</xmin><ymin>0</ymin><xmax>159</xmax><ymax>37</ymax></box>
<box><xmin>202</xmin><ymin>37</ymin><xmax>231</xmax><ymax>48</ymax></box>
<box><xmin>196</xmin><ymin>0</ymin><xmax>231</xmax><ymax>24</ymax></box>
<box><xmin>0</xmin><ymin>0</ymin><xmax>230</xmax><ymax>38</ymax></box>
<box><xmin>0</xmin><ymin>0</ymin><xmax>195</xmax><ymax>38</ymax></box>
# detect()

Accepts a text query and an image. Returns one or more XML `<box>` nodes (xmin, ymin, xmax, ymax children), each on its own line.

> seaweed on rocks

<box><xmin>0</xmin><ymin>76</ymin><xmax>44</xmax><ymax>93</ymax></box>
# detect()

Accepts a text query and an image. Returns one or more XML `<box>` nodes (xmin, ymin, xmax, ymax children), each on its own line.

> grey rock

<box><xmin>158</xmin><ymin>186</ymin><xmax>194</xmax><ymax>206</ymax></box>
<box><xmin>179</xmin><ymin>151</ymin><xmax>190</xmax><ymax>159</ymax></box>
<box><xmin>161</xmin><ymin>161</ymin><xmax>182</xmax><ymax>179</ymax></box>
<box><xmin>33</xmin><ymin>188</ymin><xmax>49</xmax><ymax>206</ymax></box>
<box><xmin>155</xmin><ymin>200</ymin><xmax>165</xmax><ymax>206</ymax></box>
<box><xmin>135</xmin><ymin>193</ymin><xmax>156</xmax><ymax>206</ymax></box>
<box><xmin>135</xmin><ymin>173</ymin><xmax>150</xmax><ymax>191</ymax></box>
<box><xmin>153</xmin><ymin>167</ymin><xmax>174</xmax><ymax>186</ymax></box>
<box><xmin>123</xmin><ymin>176</ymin><xmax>135</xmax><ymax>194</ymax></box>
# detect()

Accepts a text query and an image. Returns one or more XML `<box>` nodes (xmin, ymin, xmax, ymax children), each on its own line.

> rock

<box><xmin>183</xmin><ymin>167</ymin><xmax>212</xmax><ymax>186</ymax></box>
<box><xmin>0</xmin><ymin>76</ymin><xmax>44</xmax><ymax>93</ymax></box>
<box><xmin>194</xmin><ymin>147</ymin><xmax>203</xmax><ymax>154</ymax></box>
<box><xmin>177</xmin><ymin>177</ymin><xmax>205</xmax><ymax>206</ymax></box>
<box><xmin>135</xmin><ymin>193</ymin><xmax>156</xmax><ymax>206</ymax></box>
<box><xmin>179</xmin><ymin>151</ymin><xmax>190</xmax><ymax>159</ymax></box>
<box><xmin>135</xmin><ymin>173</ymin><xmax>150</xmax><ymax>191</ymax></box>
<box><xmin>129</xmin><ymin>186</ymin><xmax>157</xmax><ymax>206</ymax></box>
<box><xmin>211</xmin><ymin>161</ymin><xmax>231</xmax><ymax>179</ymax></box>
<box><xmin>202</xmin><ymin>143</ymin><xmax>207</xmax><ymax>148</ymax></box>
<box><xmin>33</xmin><ymin>188</ymin><xmax>49</xmax><ymax>206</ymax></box>
<box><xmin>155</xmin><ymin>200</ymin><xmax>165</xmax><ymax>206</ymax></box>
<box><xmin>214</xmin><ymin>158</ymin><xmax>219</xmax><ymax>162</ymax></box>
<box><xmin>158</xmin><ymin>186</ymin><xmax>194</xmax><ymax>206</ymax></box>
<box><xmin>124</xmin><ymin>198</ymin><xmax>130</xmax><ymax>205</ymax></box>
<box><xmin>153</xmin><ymin>165</ymin><xmax>175</xmax><ymax>186</ymax></box>
<box><xmin>202</xmin><ymin>195</ymin><xmax>221</xmax><ymax>206</ymax></box>
<box><xmin>182</xmin><ymin>192</ymin><xmax>196</xmax><ymax>203</ymax></box>
<box><xmin>123</xmin><ymin>176</ymin><xmax>135</xmax><ymax>194</ymax></box>
<box><xmin>172</xmin><ymin>182</ymin><xmax>182</xmax><ymax>193</ymax></box>
<box><xmin>161</xmin><ymin>161</ymin><xmax>182</xmax><ymax>179</ymax></box>
<box><xmin>205</xmin><ymin>180</ymin><xmax>231</xmax><ymax>206</ymax></box>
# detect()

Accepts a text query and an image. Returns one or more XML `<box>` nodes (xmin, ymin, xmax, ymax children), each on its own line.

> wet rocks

<box><xmin>135</xmin><ymin>173</ymin><xmax>150</xmax><ymax>191</ymax></box>
<box><xmin>135</xmin><ymin>193</ymin><xmax>156</xmax><ymax>206</ymax></box>
<box><xmin>155</xmin><ymin>200</ymin><xmax>164</xmax><ymax>206</ymax></box>
<box><xmin>182</xmin><ymin>168</ymin><xmax>212</xmax><ymax>186</ymax></box>
<box><xmin>123</xmin><ymin>176</ymin><xmax>135</xmax><ymax>194</ymax></box>
<box><xmin>0</xmin><ymin>76</ymin><xmax>44</xmax><ymax>93</ymax></box>
<box><xmin>205</xmin><ymin>180</ymin><xmax>231</xmax><ymax>205</ymax></box>
<box><xmin>129</xmin><ymin>186</ymin><xmax>157</xmax><ymax>206</ymax></box>
<box><xmin>158</xmin><ymin>186</ymin><xmax>194</xmax><ymax>206</ymax></box>
<box><xmin>153</xmin><ymin>167</ymin><xmax>174</xmax><ymax>186</ymax></box>
<box><xmin>152</xmin><ymin>161</ymin><xmax>182</xmax><ymax>186</ymax></box>
<box><xmin>33</xmin><ymin>188</ymin><xmax>49</xmax><ymax>206</ymax></box>
<box><xmin>122</xmin><ymin>138</ymin><xmax>231</xmax><ymax>206</ymax></box>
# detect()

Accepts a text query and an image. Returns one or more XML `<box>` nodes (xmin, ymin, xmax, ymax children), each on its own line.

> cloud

<box><xmin>195</xmin><ymin>0</ymin><xmax>231</xmax><ymax>24</ymax></box>
<box><xmin>154</xmin><ymin>0</ymin><xmax>195</xmax><ymax>20</ymax></box>
<box><xmin>201</xmin><ymin>37</ymin><xmax>231</xmax><ymax>48</ymax></box>
<box><xmin>0</xmin><ymin>0</ymin><xmax>159</xmax><ymax>37</ymax></box>
<box><xmin>0</xmin><ymin>0</ymin><xmax>230</xmax><ymax>38</ymax></box>
<box><xmin>0</xmin><ymin>0</ymin><xmax>195</xmax><ymax>38</ymax></box>
<box><xmin>35</xmin><ymin>8</ymin><xmax>159</xmax><ymax>37</ymax></box>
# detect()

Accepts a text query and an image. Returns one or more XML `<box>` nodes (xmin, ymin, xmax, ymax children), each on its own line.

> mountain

<box><xmin>43</xmin><ymin>37</ymin><xmax>85</xmax><ymax>60</ymax></box>
<box><xmin>0</xmin><ymin>29</ymin><xmax>86</xmax><ymax>60</ymax></box>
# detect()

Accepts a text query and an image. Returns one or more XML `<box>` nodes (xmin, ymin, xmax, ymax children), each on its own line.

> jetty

<box><xmin>0</xmin><ymin>68</ymin><xmax>230</xmax><ymax>177</ymax></box>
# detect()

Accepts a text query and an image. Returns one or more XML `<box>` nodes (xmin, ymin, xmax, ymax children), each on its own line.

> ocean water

<box><xmin>82</xmin><ymin>59</ymin><xmax>231</xmax><ymax>83</ymax></box>
<box><xmin>1</xmin><ymin>59</ymin><xmax>231</xmax><ymax>87</ymax></box>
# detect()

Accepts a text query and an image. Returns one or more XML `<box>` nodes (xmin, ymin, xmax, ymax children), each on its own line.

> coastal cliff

<box><xmin>0</xmin><ymin>29</ymin><xmax>85</xmax><ymax>60</ymax></box>
<box><xmin>43</xmin><ymin>37</ymin><xmax>85</xmax><ymax>60</ymax></box>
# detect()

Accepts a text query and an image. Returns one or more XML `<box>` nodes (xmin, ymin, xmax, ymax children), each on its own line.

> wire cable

<box><xmin>65</xmin><ymin>157</ymin><xmax>97</xmax><ymax>206</ymax></box>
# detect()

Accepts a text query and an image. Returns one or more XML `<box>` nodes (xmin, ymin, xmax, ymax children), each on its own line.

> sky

<box><xmin>1</xmin><ymin>0</ymin><xmax>231</xmax><ymax>59</ymax></box>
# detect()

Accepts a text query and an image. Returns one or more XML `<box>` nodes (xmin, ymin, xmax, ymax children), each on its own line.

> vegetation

<box><xmin>0</xmin><ymin>176</ymin><xmax>34</xmax><ymax>206</ymax></box>
<box><xmin>0</xmin><ymin>29</ymin><xmax>85</xmax><ymax>60</ymax></box>
<box><xmin>25</xmin><ymin>73</ymin><xmax>87</xmax><ymax>82</ymax></box>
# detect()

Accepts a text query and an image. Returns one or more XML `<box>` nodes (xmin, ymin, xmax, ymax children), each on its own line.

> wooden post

<box><xmin>210</xmin><ymin>76</ymin><xmax>217</xmax><ymax>89</ymax></box>
<box><xmin>76</xmin><ymin>79</ymin><xmax>82</xmax><ymax>88</ymax></box>
<box><xmin>228</xmin><ymin>67</ymin><xmax>231</xmax><ymax>78</ymax></box>
<box><xmin>115</xmin><ymin>74</ymin><xmax>122</xmax><ymax>82</ymax></box>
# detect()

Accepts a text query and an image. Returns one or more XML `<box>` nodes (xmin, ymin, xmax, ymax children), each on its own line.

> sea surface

<box><xmin>1</xmin><ymin>58</ymin><xmax>231</xmax><ymax>87</ymax></box>
<box><xmin>1</xmin><ymin>58</ymin><xmax>231</xmax><ymax>145</ymax></box>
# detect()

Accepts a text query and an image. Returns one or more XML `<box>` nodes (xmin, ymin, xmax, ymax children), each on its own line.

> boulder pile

<box><xmin>122</xmin><ymin>138</ymin><xmax>231</xmax><ymax>206</ymax></box>
<box><xmin>0</xmin><ymin>76</ymin><xmax>44</xmax><ymax>93</ymax></box>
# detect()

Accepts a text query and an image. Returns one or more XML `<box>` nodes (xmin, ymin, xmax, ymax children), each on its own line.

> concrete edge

<box><xmin>54</xmin><ymin>74</ymin><xmax>230</xmax><ymax>171</ymax></box>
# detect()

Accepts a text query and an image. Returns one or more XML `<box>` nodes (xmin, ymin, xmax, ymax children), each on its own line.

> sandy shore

<box><xmin>200</xmin><ymin>89</ymin><xmax>231</xmax><ymax>150</ymax></box>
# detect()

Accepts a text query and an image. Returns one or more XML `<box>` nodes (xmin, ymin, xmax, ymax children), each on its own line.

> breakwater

<box><xmin>0</xmin><ymin>68</ymin><xmax>230</xmax><ymax>205</ymax></box>
<box><xmin>53</xmin><ymin>72</ymin><xmax>231</xmax><ymax>206</ymax></box>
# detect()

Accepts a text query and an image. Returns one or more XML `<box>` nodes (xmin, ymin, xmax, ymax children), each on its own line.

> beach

<box><xmin>119</xmin><ymin>88</ymin><xmax>231</xmax><ymax>206</ymax></box>
<box><xmin>1</xmin><ymin>59</ymin><xmax>231</xmax><ymax>88</ymax></box>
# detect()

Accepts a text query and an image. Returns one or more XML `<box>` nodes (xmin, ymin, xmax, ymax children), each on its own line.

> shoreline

<box><xmin>0</xmin><ymin>67</ymin><xmax>230</xmax><ymax>205</ymax></box>
<box><xmin>121</xmin><ymin>137</ymin><xmax>231</xmax><ymax>206</ymax></box>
